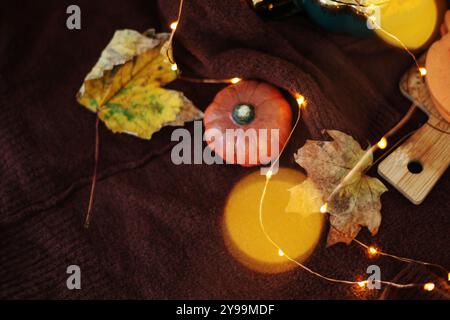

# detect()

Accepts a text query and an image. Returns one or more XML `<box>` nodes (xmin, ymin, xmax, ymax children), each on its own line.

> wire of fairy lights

<box><xmin>163</xmin><ymin>0</ymin><xmax>241</xmax><ymax>85</ymax></box>
<box><xmin>164</xmin><ymin>0</ymin><xmax>449</xmax><ymax>293</ymax></box>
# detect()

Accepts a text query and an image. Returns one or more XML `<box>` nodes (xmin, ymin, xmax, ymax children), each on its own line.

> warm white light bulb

<box><xmin>278</xmin><ymin>249</ymin><xmax>285</xmax><ymax>257</ymax></box>
<box><xmin>423</xmin><ymin>282</ymin><xmax>435</xmax><ymax>291</ymax></box>
<box><xmin>377</xmin><ymin>137</ymin><xmax>387</xmax><ymax>150</ymax></box>
<box><xmin>320</xmin><ymin>203</ymin><xmax>328</xmax><ymax>214</ymax></box>
<box><xmin>419</xmin><ymin>67</ymin><xmax>427</xmax><ymax>77</ymax></box>
<box><xmin>296</xmin><ymin>94</ymin><xmax>306</xmax><ymax>108</ymax></box>
<box><xmin>357</xmin><ymin>280</ymin><xmax>367</xmax><ymax>288</ymax></box>
<box><xmin>171</xmin><ymin>64</ymin><xmax>178</xmax><ymax>71</ymax></box>
<box><xmin>170</xmin><ymin>21</ymin><xmax>178</xmax><ymax>30</ymax></box>
<box><xmin>368</xmin><ymin>246</ymin><xmax>378</xmax><ymax>257</ymax></box>
<box><xmin>266</xmin><ymin>169</ymin><xmax>273</xmax><ymax>180</ymax></box>
<box><xmin>230</xmin><ymin>77</ymin><xmax>241</xmax><ymax>84</ymax></box>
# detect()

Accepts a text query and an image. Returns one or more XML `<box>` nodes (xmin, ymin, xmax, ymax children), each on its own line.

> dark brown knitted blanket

<box><xmin>0</xmin><ymin>0</ymin><xmax>448</xmax><ymax>299</ymax></box>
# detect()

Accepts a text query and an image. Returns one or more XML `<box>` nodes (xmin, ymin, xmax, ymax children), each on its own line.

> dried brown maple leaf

<box><xmin>287</xmin><ymin>130</ymin><xmax>388</xmax><ymax>246</ymax></box>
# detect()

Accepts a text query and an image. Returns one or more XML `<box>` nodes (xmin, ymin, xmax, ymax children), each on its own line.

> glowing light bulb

<box><xmin>230</xmin><ymin>77</ymin><xmax>241</xmax><ymax>84</ymax></box>
<box><xmin>266</xmin><ymin>169</ymin><xmax>273</xmax><ymax>180</ymax></box>
<box><xmin>319</xmin><ymin>203</ymin><xmax>328</xmax><ymax>214</ymax></box>
<box><xmin>171</xmin><ymin>64</ymin><xmax>178</xmax><ymax>71</ymax></box>
<box><xmin>423</xmin><ymin>282</ymin><xmax>435</xmax><ymax>291</ymax></box>
<box><xmin>357</xmin><ymin>280</ymin><xmax>368</xmax><ymax>288</ymax></box>
<box><xmin>419</xmin><ymin>67</ymin><xmax>427</xmax><ymax>77</ymax></box>
<box><xmin>377</xmin><ymin>137</ymin><xmax>387</xmax><ymax>150</ymax></box>
<box><xmin>367</xmin><ymin>15</ymin><xmax>378</xmax><ymax>28</ymax></box>
<box><xmin>170</xmin><ymin>21</ymin><xmax>178</xmax><ymax>30</ymax></box>
<box><xmin>448</xmin><ymin>272</ymin><xmax>450</xmax><ymax>281</ymax></box>
<box><xmin>296</xmin><ymin>94</ymin><xmax>306</xmax><ymax>108</ymax></box>
<box><xmin>278</xmin><ymin>249</ymin><xmax>285</xmax><ymax>257</ymax></box>
<box><xmin>368</xmin><ymin>246</ymin><xmax>379</xmax><ymax>257</ymax></box>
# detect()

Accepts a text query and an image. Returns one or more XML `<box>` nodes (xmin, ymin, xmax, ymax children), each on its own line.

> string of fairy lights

<box><xmin>164</xmin><ymin>0</ymin><xmax>449</xmax><ymax>294</ymax></box>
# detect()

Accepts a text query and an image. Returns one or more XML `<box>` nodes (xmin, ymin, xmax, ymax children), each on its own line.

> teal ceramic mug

<box><xmin>293</xmin><ymin>0</ymin><xmax>373</xmax><ymax>37</ymax></box>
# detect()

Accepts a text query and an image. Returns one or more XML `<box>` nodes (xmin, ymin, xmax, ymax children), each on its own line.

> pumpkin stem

<box><xmin>232</xmin><ymin>104</ymin><xmax>255</xmax><ymax>125</ymax></box>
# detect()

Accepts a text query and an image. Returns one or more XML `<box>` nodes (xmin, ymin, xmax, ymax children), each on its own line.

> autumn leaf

<box><xmin>285</xmin><ymin>179</ymin><xmax>323</xmax><ymax>218</ymax></box>
<box><xmin>286</xmin><ymin>130</ymin><xmax>388</xmax><ymax>246</ymax></box>
<box><xmin>77</xmin><ymin>29</ymin><xmax>203</xmax><ymax>139</ymax></box>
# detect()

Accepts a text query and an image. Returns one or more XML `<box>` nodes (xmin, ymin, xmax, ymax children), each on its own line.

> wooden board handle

<box><xmin>378</xmin><ymin>123</ymin><xmax>450</xmax><ymax>205</ymax></box>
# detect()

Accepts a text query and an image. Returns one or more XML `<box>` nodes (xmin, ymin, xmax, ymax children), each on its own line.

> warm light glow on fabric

<box><xmin>375</xmin><ymin>0</ymin><xmax>439</xmax><ymax>50</ymax></box>
<box><xmin>223</xmin><ymin>169</ymin><xmax>324</xmax><ymax>273</ymax></box>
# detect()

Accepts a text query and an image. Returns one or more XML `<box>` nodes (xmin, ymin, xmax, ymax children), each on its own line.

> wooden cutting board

<box><xmin>378</xmin><ymin>56</ymin><xmax>450</xmax><ymax>205</ymax></box>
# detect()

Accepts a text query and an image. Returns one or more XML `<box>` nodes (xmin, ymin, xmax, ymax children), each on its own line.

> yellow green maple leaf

<box><xmin>77</xmin><ymin>29</ymin><xmax>202</xmax><ymax>139</ymax></box>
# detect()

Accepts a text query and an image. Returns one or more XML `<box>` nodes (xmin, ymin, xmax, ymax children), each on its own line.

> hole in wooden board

<box><xmin>407</xmin><ymin>160</ymin><xmax>423</xmax><ymax>174</ymax></box>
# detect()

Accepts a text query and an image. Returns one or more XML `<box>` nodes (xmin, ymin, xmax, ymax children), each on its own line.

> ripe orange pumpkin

<box><xmin>203</xmin><ymin>80</ymin><xmax>293</xmax><ymax>166</ymax></box>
